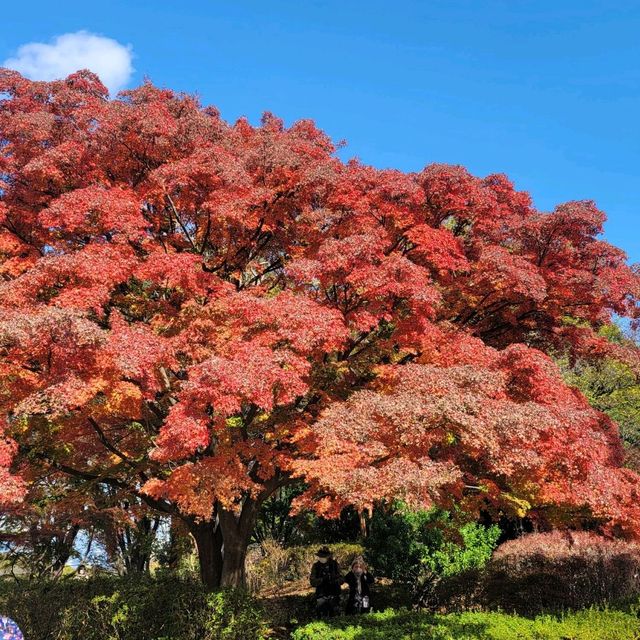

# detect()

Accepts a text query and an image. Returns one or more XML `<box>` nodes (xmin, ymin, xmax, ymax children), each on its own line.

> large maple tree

<box><xmin>1</xmin><ymin>69</ymin><xmax>639</xmax><ymax>587</ymax></box>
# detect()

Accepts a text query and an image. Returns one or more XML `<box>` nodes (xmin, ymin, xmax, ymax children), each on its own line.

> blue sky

<box><xmin>3</xmin><ymin>0</ymin><xmax>639</xmax><ymax>262</ymax></box>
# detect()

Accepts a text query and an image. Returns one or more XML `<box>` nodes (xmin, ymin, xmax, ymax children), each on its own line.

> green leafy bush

<box><xmin>203</xmin><ymin>589</ymin><xmax>267</xmax><ymax>640</ymax></box>
<box><xmin>0</xmin><ymin>575</ymin><xmax>267</xmax><ymax>640</ymax></box>
<box><xmin>364</xmin><ymin>503</ymin><xmax>499</xmax><ymax>604</ymax></box>
<box><xmin>291</xmin><ymin>607</ymin><xmax>640</xmax><ymax>640</ymax></box>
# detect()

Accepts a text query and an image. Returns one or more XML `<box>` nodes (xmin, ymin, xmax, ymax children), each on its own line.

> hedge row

<box><xmin>0</xmin><ymin>575</ymin><xmax>267</xmax><ymax>640</ymax></box>
<box><xmin>433</xmin><ymin>531</ymin><xmax>640</xmax><ymax>615</ymax></box>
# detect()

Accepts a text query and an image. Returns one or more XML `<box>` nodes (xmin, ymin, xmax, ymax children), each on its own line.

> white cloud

<box><xmin>3</xmin><ymin>31</ymin><xmax>134</xmax><ymax>94</ymax></box>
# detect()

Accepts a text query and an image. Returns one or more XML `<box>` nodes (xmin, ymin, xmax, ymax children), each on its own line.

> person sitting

<box><xmin>344</xmin><ymin>556</ymin><xmax>374</xmax><ymax>614</ymax></box>
<box><xmin>0</xmin><ymin>616</ymin><xmax>24</xmax><ymax>640</ymax></box>
<box><xmin>309</xmin><ymin>546</ymin><xmax>343</xmax><ymax>617</ymax></box>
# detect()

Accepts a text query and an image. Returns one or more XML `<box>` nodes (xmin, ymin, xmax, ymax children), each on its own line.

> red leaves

<box><xmin>101</xmin><ymin>312</ymin><xmax>174</xmax><ymax>394</ymax></box>
<box><xmin>231</xmin><ymin>290</ymin><xmax>349</xmax><ymax>354</ymax></box>
<box><xmin>297</xmin><ymin>338</ymin><xmax>635</xmax><ymax>533</ymax></box>
<box><xmin>40</xmin><ymin>185</ymin><xmax>147</xmax><ymax>242</ymax></box>
<box><xmin>0</xmin><ymin>468</ymin><xmax>26</xmax><ymax>506</ymax></box>
<box><xmin>493</xmin><ymin>530</ymin><xmax>640</xmax><ymax>563</ymax></box>
<box><xmin>0</xmin><ymin>243</ymin><xmax>137</xmax><ymax>312</ymax></box>
<box><xmin>0</xmin><ymin>422</ymin><xmax>25</xmax><ymax>506</ymax></box>
<box><xmin>180</xmin><ymin>343</ymin><xmax>309</xmax><ymax>415</ymax></box>
<box><xmin>405</xmin><ymin>224</ymin><xmax>469</xmax><ymax>274</ymax></box>
<box><xmin>134</xmin><ymin>250</ymin><xmax>227</xmax><ymax>301</ymax></box>
<box><xmin>498</xmin><ymin>344</ymin><xmax>566</xmax><ymax>404</ymax></box>
<box><xmin>152</xmin><ymin>403</ymin><xmax>211</xmax><ymax>463</ymax></box>
<box><xmin>474</xmin><ymin>247</ymin><xmax>548</xmax><ymax>304</ymax></box>
<box><xmin>0</xmin><ymin>71</ymin><xmax>639</xmax><ymax>543</ymax></box>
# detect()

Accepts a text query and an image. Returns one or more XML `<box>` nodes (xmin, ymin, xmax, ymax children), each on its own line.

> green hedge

<box><xmin>291</xmin><ymin>607</ymin><xmax>640</xmax><ymax>640</ymax></box>
<box><xmin>0</xmin><ymin>575</ymin><xmax>267</xmax><ymax>640</ymax></box>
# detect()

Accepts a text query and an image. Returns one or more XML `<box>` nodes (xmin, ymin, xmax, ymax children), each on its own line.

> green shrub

<box><xmin>253</xmin><ymin>484</ymin><xmax>310</xmax><ymax>546</ymax></box>
<box><xmin>364</xmin><ymin>503</ymin><xmax>499</xmax><ymax>604</ymax></box>
<box><xmin>0</xmin><ymin>575</ymin><xmax>267</xmax><ymax>640</ymax></box>
<box><xmin>291</xmin><ymin>607</ymin><xmax>640</xmax><ymax>640</ymax></box>
<box><xmin>204</xmin><ymin>589</ymin><xmax>267</xmax><ymax>640</ymax></box>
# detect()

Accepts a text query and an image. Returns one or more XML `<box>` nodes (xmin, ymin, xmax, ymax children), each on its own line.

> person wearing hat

<box><xmin>344</xmin><ymin>556</ymin><xmax>374</xmax><ymax>614</ymax></box>
<box><xmin>0</xmin><ymin>616</ymin><xmax>24</xmax><ymax>640</ymax></box>
<box><xmin>309</xmin><ymin>546</ymin><xmax>343</xmax><ymax>617</ymax></box>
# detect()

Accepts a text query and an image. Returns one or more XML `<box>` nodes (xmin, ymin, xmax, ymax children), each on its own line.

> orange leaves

<box><xmin>101</xmin><ymin>312</ymin><xmax>174</xmax><ymax>394</ymax></box>
<box><xmin>152</xmin><ymin>403</ymin><xmax>210</xmax><ymax>463</ymax></box>
<box><xmin>298</xmin><ymin>339</ymin><xmax>636</xmax><ymax>534</ymax></box>
<box><xmin>95</xmin><ymin>381</ymin><xmax>144</xmax><ymax>420</ymax></box>
<box><xmin>143</xmin><ymin>454</ymin><xmax>256</xmax><ymax>519</ymax></box>
<box><xmin>0</xmin><ymin>71</ymin><xmax>639</xmax><ymax>541</ymax></box>
<box><xmin>14</xmin><ymin>375</ymin><xmax>107</xmax><ymax>419</ymax></box>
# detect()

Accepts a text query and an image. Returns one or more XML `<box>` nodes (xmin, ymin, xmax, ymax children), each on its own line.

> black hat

<box><xmin>316</xmin><ymin>546</ymin><xmax>331</xmax><ymax>558</ymax></box>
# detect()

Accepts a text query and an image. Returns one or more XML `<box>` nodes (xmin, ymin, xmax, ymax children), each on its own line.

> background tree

<box><xmin>96</xmin><ymin>494</ymin><xmax>162</xmax><ymax>575</ymax></box>
<box><xmin>0</xmin><ymin>476</ymin><xmax>90</xmax><ymax>579</ymax></box>
<box><xmin>559</xmin><ymin>325</ymin><xmax>640</xmax><ymax>470</ymax></box>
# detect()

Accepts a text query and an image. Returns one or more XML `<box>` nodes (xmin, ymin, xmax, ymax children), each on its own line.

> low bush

<box><xmin>481</xmin><ymin>530</ymin><xmax>640</xmax><ymax>614</ymax></box>
<box><xmin>364</xmin><ymin>503</ymin><xmax>499</xmax><ymax>605</ymax></box>
<box><xmin>0</xmin><ymin>575</ymin><xmax>267</xmax><ymax>640</ymax></box>
<box><xmin>291</xmin><ymin>607</ymin><xmax>640</xmax><ymax>640</ymax></box>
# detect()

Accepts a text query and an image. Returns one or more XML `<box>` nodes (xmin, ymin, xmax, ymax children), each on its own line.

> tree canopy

<box><xmin>1</xmin><ymin>69</ymin><xmax>639</xmax><ymax>586</ymax></box>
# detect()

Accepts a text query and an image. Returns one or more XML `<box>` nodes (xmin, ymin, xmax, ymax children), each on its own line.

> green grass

<box><xmin>291</xmin><ymin>607</ymin><xmax>640</xmax><ymax>640</ymax></box>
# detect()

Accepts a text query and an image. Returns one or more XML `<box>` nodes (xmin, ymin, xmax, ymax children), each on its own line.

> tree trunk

<box><xmin>359</xmin><ymin>510</ymin><xmax>368</xmax><ymax>538</ymax></box>
<box><xmin>220</xmin><ymin>540</ymin><xmax>249</xmax><ymax>588</ymax></box>
<box><xmin>114</xmin><ymin>516</ymin><xmax>158</xmax><ymax>575</ymax></box>
<box><xmin>218</xmin><ymin>500</ymin><xmax>260</xmax><ymax>588</ymax></box>
<box><xmin>167</xmin><ymin>516</ymin><xmax>188</xmax><ymax>570</ymax></box>
<box><xmin>187</xmin><ymin>517</ymin><xmax>223</xmax><ymax>590</ymax></box>
<box><xmin>216</xmin><ymin>474</ymin><xmax>292</xmax><ymax>588</ymax></box>
<box><xmin>50</xmin><ymin>523</ymin><xmax>81</xmax><ymax>579</ymax></box>
<box><xmin>131</xmin><ymin>516</ymin><xmax>160</xmax><ymax>574</ymax></box>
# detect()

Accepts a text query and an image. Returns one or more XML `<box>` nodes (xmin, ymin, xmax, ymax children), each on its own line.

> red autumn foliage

<box><xmin>492</xmin><ymin>529</ymin><xmax>639</xmax><ymax>563</ymax></box>
<box><xmin>0</xmin><ymin>69</ymin><xmax>639</xmax><ymax>585</ymax></box>
<box><xmin>485</xmin><ymin>531</ymin><xmax>640</xmax><ymax>612</ymax></box>
<box><xmin>436</xmin><ymin>531</ymin><xmax>640</xmax><ymax>613</ymax></box>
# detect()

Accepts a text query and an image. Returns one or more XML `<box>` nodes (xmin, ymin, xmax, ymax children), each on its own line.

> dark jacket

<box><xmin>310</xmin><ymin>559</ymin><xmax>342</xmax><ymax>598</ymax></box>
<box><xmin>344</xmin><ymin>570</ymin><xmax>374</xmax><ymax>613</ymax></box>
